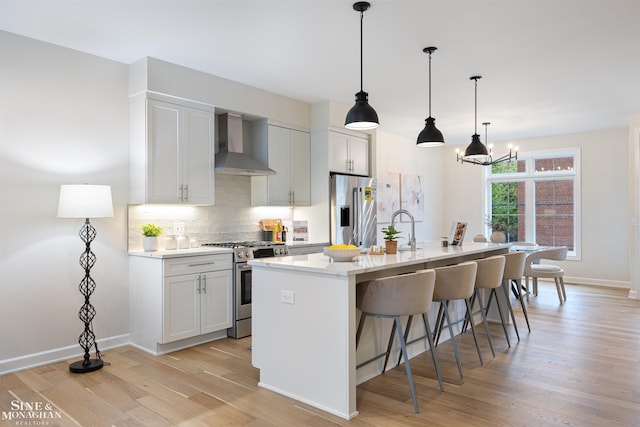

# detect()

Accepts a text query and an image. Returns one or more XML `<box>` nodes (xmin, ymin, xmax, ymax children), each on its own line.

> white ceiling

<box><xmin>2</xmin><ymin>0</ymin><xmax>639</xmax><ymax>145</ymax></box>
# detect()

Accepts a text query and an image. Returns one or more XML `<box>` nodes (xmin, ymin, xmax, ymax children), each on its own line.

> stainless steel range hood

<box><xmin>214</xmin><ymin>113</ymin><xmax>275</xmax><ymax>176</ymax></box>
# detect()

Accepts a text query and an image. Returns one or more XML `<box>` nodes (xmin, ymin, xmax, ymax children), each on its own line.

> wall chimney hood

<box><xmin>214</xmin><ymin>113</ymin><xmax>276</xmax><ymax>176</ymax></box>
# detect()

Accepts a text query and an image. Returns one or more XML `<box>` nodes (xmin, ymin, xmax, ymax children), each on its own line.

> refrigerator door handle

<box><xmin>353</xmin><ymin>187</ymin><xmax>361</xmax><ymax>246</ymax></box>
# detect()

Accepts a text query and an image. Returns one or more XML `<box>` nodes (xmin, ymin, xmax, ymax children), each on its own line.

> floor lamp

<box><xmin>57</xmin><ymin>184</ymin><xmax>113</xmax><ymax>373</ymax></box>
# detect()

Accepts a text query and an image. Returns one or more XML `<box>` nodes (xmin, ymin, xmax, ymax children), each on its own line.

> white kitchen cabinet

<box><xmin>129</xmin><ymin>252</ymin><xmax>232</xmax><ymax>354</ymax></box>
<box><xmin>251</xmin><ymin>122</ymin><xmax>311</xmax><ymax>206</ymax></box>
<box><xmin>130</xmin><ymin>93</ymin><xmax>215</xmax><ymax>204</ymax></box>
<box><xmin>328</xmin><ymin>131</ymin><xmax>370</xmax><ymax>176</ymax></box>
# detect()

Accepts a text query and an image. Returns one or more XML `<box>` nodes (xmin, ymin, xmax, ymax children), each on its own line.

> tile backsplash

<box><xmin>128</xmin><ymin>174</ymin><xmax>293</xmax><ymax>251</ymax></box>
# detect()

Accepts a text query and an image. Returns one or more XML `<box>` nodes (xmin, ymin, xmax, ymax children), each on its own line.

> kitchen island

<box><xmin>249</xmin><ymin>241</ymin><xmax>508</xmax><ymax>419</ymax></box>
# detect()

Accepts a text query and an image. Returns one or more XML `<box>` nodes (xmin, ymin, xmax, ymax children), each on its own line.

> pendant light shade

<box><xmin>464</xmin><ymin>134</ymin><xmax>489</xmax><ymax>158</ymax></box>
<box><xmin>345</xmin><ymin>90</ymin><xmax>379</xmax><ymax>130</ymax></box>
<box><xmin>345</xmin><ymin>2</ymin><xmax>379</xmax><ymax>130</ymax></box>
<box><xmin>417</xmin><ymin>47</ymin><xmax>444</xmax><ymax>147</ymax></box>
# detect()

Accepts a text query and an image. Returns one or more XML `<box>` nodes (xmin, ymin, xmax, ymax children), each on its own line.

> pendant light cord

<box><xmin>428</xmin><ymin>50</ymin><xmax>432</xmax><ymax>117</ymax></box>
<box><xmin>474</xmin><ymin>77</ymin><xmax>478</xmax><ymax>135</ymax></box>
<box><xmin>359</xmin><ymin>10</ymin><xmax>364</xmax><ymax>92</ymax></box>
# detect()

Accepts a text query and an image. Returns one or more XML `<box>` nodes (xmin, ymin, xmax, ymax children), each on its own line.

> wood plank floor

<box><xmin>2</xmin><ymin>283</ymin><xmax>639</xmax><ymax>426</ymax></box>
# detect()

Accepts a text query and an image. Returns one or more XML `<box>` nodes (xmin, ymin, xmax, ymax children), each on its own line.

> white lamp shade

<box><xmin>57</xmin><ymin>184</ymin><xmax>114</xmax><ymax>218</ymax></box>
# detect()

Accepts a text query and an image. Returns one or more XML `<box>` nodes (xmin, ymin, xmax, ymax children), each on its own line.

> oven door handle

<box><xmin>237</xmin><ymin>263</ymin><xmax>252</xmax><ymax>271</ymax></box>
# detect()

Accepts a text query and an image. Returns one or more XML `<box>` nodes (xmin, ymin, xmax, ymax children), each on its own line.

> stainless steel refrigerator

<box><xmin>330</xmin><ymin>174</ymin><xmax>377</xmax><ymax>248</ymax></box>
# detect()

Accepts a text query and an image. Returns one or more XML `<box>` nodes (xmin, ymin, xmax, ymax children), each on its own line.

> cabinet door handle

<box><xmin>184</xmin><ymin>184</ymin><xmax>189</xmax><ymax>202</ymax></box>
<box><xmin>196</xmin><ymin>275</ymin><xmax>201</xmax><ymax>294</ymax></box>
<box><xmin>188</xmin><ymin>262</ymin><xmax>215</xmax><ymax>267</ymax></box>
<box><xmin>202</xmin><ymin>274</ymin><xmax>207</xmax><ymax>293</ymax></box>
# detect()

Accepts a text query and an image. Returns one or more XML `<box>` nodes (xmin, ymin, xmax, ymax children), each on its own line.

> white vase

<box><xmin>143</xmin><ymin>236</ymin><xmax>159</xmax><ymax>252</ymax></box>
<box><xmin>490</xmin><ymin>231</ymin><xmax>506</xmax><ymax>243</ymax></box>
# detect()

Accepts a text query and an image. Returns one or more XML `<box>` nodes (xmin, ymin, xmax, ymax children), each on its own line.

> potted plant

<box><xmin>141</xmin><ymin>223</ymin><xmax>163</xmax><ymax>252</ymax></box>
<box><xmin>485</xmin><ymin>216</ymin><xmax>511</xmax><ymax>243</ymax></box>
<box><xmin>381</xmin><ymin>225</ymin><xmax>402</xmax><ymax>254</ymax></box>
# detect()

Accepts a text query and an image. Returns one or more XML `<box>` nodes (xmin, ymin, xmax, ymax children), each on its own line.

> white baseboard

<box><xmin>0</xmin><ymin>333</ymin><xmax>130</xmax><ymax>375</ymax></box>
<box><xmin>563</xmin><ymin>276</ymin><xmax>630</xmax><ymax>289</ymax></box>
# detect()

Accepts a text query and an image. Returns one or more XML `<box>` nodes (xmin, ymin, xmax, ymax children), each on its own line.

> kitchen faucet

<box><xmin>390</xmin><ymin>209</ymin><xmax>416</xmax><ymax>252</ymax></box>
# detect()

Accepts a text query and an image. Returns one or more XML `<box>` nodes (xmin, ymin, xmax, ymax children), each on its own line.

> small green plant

<box><xmin>381</xmin><ymin>225</ymin><xmax>402</xmax><ymax>241</ymax></box>
<box><xmin>141</xmin><ymin>223</ymin><xmax>163</xmax><ymax>237</ymax></box>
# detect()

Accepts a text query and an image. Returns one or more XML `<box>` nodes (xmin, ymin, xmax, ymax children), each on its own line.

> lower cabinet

<box><xmin>163</xmin><ymin>268</ymin><xmax>233</xmax><ymax>343</ymax></box>
<box><xmin>129</xmin><ymin>252</ymin><xmax>233</xmax><ymax>354</ymax></box>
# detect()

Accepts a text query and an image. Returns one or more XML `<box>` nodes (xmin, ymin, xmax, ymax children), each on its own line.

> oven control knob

<box><xmin>244</xmin><ymin>250</ymin><xmax>251</xmax><ymax>258</ymax></box>
<box><xmin>237</xmin><ymin>252</ymin><xmax>244</xmax><ymax>259</ymax></box>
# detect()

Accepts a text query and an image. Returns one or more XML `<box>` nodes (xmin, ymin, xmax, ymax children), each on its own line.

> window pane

<box><xmin>534</xmin><ymin>180</ymin><xmax>574</xmax><ymax>250</ymax></box>
<box><xmin>491</xmin><ymin>159</ymin><xmax>526</xmax><ymax>175</ymax></box>
<box><xmin>490</xmin><ymin>181</ymin><xmax>526</xmax><ymax>242</ymax></box>
<box><xmin>535</xmin><ymin>156</ymin><xmax>574</xmax><ymax>172</ymax></box>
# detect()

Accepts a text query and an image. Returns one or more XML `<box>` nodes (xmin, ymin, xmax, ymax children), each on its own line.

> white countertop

<box><xmin>128</xmin><ymin>246</ymin><xmax>233</xmax><ymax>259</ymax></box>
<box><xmin>249</xmin><ymin>241</ymin><xmax>508</xmax><ymax>276</ymax></box>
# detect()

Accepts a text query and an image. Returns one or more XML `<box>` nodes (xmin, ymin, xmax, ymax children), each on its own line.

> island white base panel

<box><xmin>252</xmin><ymin>267</ymin><xmax>356</xmax><ymax>419</ymax></box>
<box><xmin>251</xmin><ymin>265</ymin><xmax>469</xmax><ymax>419</ymax></box>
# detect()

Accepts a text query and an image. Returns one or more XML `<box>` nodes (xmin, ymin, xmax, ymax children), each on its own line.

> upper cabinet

<box><xmin>328</xmin><ymin>130</ymin><xmax>370</xmax><ymax>176</ymax></box>
<box><xmin>251</xmin><ymin>121</ymin><xmax>311</xmax><ymax>206</ymax></box>
<box><xmin>130</xmin><ymin>93</ymin><xmax>215</xmax><ymax>204</ymax></box>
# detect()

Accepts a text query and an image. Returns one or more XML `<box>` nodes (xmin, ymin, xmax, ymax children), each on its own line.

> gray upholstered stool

<box><xmin>497</xmin><ymin>251</ymin><xmax>529</xmax><ymax>335</ymax></box>
<box><xmin>465</xmin><ymin>255</ymin><xmax>506</xmax><ymax>351</ymax></box>
<box><xmin>431</xmin><ymin>261</ymin><xmax>479</xmax><ymax>380</ymax></box>
<box><xmin>355</xmin><ymin>270</ymin><xmax>443</xmax><ymax>413</ymax></box>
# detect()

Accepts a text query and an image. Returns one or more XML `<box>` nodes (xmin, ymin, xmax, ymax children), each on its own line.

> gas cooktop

<box><xmin>202</xmin><ymin>241</ymin><xmax>288</xmax><ymax>261</ymax></box>
<box><xmin>202</xmin><ymin>241</ymin><xmax>286</xmax><ymax>248</ymax></box>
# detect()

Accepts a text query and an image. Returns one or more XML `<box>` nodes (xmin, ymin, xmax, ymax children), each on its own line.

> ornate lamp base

<box><xmin>70</xmin><ymin>218</ymin><xmax>103</xmax><ymax>374</ymax></box>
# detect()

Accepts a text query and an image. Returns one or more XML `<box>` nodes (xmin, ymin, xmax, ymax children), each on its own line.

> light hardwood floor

<box><xmin>1</xmin><ymin>283</ymin><xmax>639</xmax><ymax>426</ymax></box>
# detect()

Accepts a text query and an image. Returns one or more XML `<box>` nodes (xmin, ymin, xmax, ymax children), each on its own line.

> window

<box><xmin>486</xmin><ymin>149</ymin><xmax>580</xmax><ymax>258</ymax></box>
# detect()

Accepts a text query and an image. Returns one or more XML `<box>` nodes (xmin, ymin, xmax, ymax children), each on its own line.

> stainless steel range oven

<box><xmin>202</xmin><ymin>241</ymin><xmax>288</xmax><ymax>338</ymax></box>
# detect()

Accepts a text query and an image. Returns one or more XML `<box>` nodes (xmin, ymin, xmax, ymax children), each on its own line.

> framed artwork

<box><xmin>401</xmin><ymin>174</ymin><xmax>424</xmax><ymax>222</ymax></box>
<box><xmin>377</xmin><ymin>171</ymin><xmax>400</xmax><ymax>223</ymax></box>
<box><xmin>449</xmin><ymin>221</ymin><xmax>467</xmax><ymax>246</ymax></box>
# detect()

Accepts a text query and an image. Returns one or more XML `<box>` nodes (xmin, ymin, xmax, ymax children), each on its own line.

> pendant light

<box><xmin>456</xmin><ymin>76</ymin><xmax>518</xmax><ymax>166</ymax></box>
<box><xmin>417</xmin><ymin>46</ymin><xmax>445</xmax><ymax>147</ymax></box>
<box><xmin>345</xmin><ymin>2</ymin><xmax>379</xmax><ymax>130</ymax></box>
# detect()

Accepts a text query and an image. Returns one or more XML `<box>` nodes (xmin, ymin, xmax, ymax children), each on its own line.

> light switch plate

<box><xmin>280</xmin><ymin>290</ymin><xmax>295</xmax><ymax>305</ymax></box>
<box><xmin>173</xmin><ymin>222</ymin><xmax>185</xmax><ymax>235</ymax></box>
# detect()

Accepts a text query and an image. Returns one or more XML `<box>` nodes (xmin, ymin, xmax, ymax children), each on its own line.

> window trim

<box><xmin>485</xmin><ymin>148</ymin><xmax>581</xmax><ymax>260</ymax></box>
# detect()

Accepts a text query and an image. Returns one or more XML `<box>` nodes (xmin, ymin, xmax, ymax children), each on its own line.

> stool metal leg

<box><xmin>394</xmin><ymin>315</ymin><xmax>414</xmax><ymax>368</ymax></box>
<box><xmin>356</xmin><ymin>312</ymin><xmax>366</xmax><ymax>349</ymax></box>
<box><xmin>514</xmin><ymin>279</ymin><xmax>531</xmax><ymax>332</ymax></box>
<box><xmin>422</xmin><ymin>313</ymin><xmax>444</xmax><ymax>392</ymax></box>
<box><xmin>394</xmin><ymin>316</ymin><xmax>420</xmax><ymax>413</ymax></box>
<box><xmin>492</xmin><ymin>288</ymin><xmax>520</xmax><ymax>347</ymax></box>
<box><xmin>501</xmin><ymin>280</ymin><xmax>521</xmax><ymax>340</ymax></box>
<box><xmin>441</xmin><ymin>301</ymin><xmax>465</xmax><ymax>380</ymax></box>
<box><xmin>474</xmin><ymin>292</ymin><xmax>495</xmax><ymax>357</ymax></box>
<box><xmin>463</xmin><ymin>298</ymin><xmax>485</xmax><ymax>366</ymax></box>
<box><xmin>382</xmin><ymin>319</ymin><xmax>398</xmax><ymax>373</ymax></box>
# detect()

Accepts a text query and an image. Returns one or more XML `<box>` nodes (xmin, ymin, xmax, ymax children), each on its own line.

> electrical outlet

<box><xmin>173</xmin><ymin>222</ymin><xmax>185</xmax><ymax>235</ymax></box>
<box><xmin>280</xmin><ymin>290</ymin><xmax>295</xmax><ymax>305</ymax></box>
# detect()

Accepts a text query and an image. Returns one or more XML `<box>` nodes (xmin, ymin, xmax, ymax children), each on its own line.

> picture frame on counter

<box><xmin>449</xmin><ymin>221</ymin><xmax>467</xmax><ymax>246</ymax></box>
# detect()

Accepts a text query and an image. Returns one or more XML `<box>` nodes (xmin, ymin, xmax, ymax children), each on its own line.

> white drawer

<box><xmin>163</xmin><ymin>254</ymin><xmax>232</xmax><ymax>277</ymax></box>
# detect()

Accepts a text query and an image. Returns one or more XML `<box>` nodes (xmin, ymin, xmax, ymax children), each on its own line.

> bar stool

<box><xmin>498</xmin><ymin>251</ymin><xmax>530</xmax><ymax>334</ymax></box>
<box><xmin>431</xmin><ymin>261</ymin><xmax>480</xmax><ymax>380</ymax></box>
<box><xmin>464</xmin><ymin>256</ymin><xmax>506</xmax><ymax>351</ymax></box>
<box><xmin>355</xmin><ymin>270</ymin><xmax>443</xmax><ymax>413</ymax></box>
